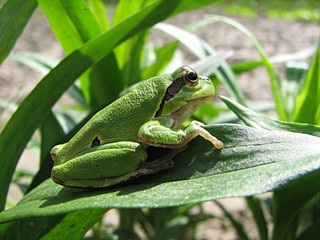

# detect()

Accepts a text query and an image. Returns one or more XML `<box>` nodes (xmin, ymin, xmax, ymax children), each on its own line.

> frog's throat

<box><xmin>170</xmin><ymin>95</ymin><xmax>212</xmax><ymax>127</ymax></box>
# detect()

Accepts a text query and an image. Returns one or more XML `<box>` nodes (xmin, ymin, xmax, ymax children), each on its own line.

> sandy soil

<box><xmin>0</xmin><ymin>5</ymin><xmax>319</xmax><ymax>240</ymax></box>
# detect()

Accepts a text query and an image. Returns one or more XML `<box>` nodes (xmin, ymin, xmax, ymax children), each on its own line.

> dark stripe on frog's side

<box><xmin>155</xmin><ymin>76</ymin><xmax>186</xmax><ymax>117</ymax></box>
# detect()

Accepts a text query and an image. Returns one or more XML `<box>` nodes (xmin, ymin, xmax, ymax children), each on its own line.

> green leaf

<box><xmin>220</xmin><ymin>96</ymin><xmax>320</xmax><ymax>137</ymax></box>
<box><xmin>1</xmin><ymin>124</ymin><xmax>320</xmax><ymax>223</ymax></box>
<box><xmin>87</xmin><ymin>0</ymin><xmax>110</xmax><ymax>31</ymax></box>
<box><xmin>219</xmin><ymin>96</ymin><xmax>320</xmax><ymax>239</ymax></box>
<box><xmin>40</xmin><ymin>209</ymin><xmax>107</xmax><ymax>240</ymax></box>
<box><xmin>296</xmin><ymin>219</ymin><xmax>320</xmax><ymax>240</ymax></box>
<box><xmin>293</xmin><ymin>40</ymin><xmax>320</xmax><ymax>125</ymax></box>
<box><xmin>0</xmin><ymin>0</ymin><xmax>37</xmax><ymax>64</ymax></box>
<box><xmin>38</xmin><ymin>0</ymin><xmax>122</xmax><ymax>108</ymax></box>
<box><xmin>27</xmin><ymin>111</ymin><xmax>65</xmax><ymax>192</ymax></box>
<box><xmin>112</xmin><ymin>0</ymin><xmax>150</xmax><ymax>71</ymax></box>
<box><xmin>272</xmin><ymin>170</ymin><xmax>320</xmax><ymax>240</ymax></box>
<box><xmin>38</xmin><ymin>0</ymin><xmax>101</xmax><ymax>54</ymax></box>
<box><xmin>0</xmin><ymin>0</ymin><xmax>199</xmax><ymax>211</ymax></box>
<box><xmin>0</xmin><ymin>209</ymin><xmax>107</xmax><ymax>240</ymax></box>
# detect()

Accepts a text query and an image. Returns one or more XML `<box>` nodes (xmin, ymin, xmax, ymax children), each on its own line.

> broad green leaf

<box><xmin>293</xmin><ymin>40</ymin><xmax>320</xmax><ymax>125</ymax></box>
<box><xmin>220</xmin><ymin>96</ymin><xmax>320</xmax><ymax>137</ymax></box>
<box><xmin>0</xmin><ymin>0</ymin><xmax>202</xmax><ymax>211</ymax></box>
<box><xmin>220</xmin><ymin>96</ymin><xmax>320</xmax><ymax>239</ymax></box>
<box><xmin>0</xmin><ymin>0</ymin><xmax>37</xmax><ymax>64</ymax></box>
<box><xmin>0</xmin><ymin>215</ymin><xmax>64</xmax><ymax>240</ymax></box>
<box><xmin>1</xmin><ymin>124</ymin><xmax>320</xmax><ymax>223</ymax></box>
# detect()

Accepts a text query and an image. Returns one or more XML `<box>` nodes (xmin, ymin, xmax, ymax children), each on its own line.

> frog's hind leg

<box><xmin>65</xmin><ymin>146</ymin><xmax>187</xmax><ymax>189</ymax></box>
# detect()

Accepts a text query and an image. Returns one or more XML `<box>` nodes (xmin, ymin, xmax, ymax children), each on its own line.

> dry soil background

<box><xmin>0</xmin><ymin>6</ymin><xmax>320</xmax><ymax>240</ymax></box>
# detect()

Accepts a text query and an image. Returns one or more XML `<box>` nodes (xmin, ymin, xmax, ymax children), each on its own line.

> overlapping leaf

<box><xmin>1</xmin><ymin>123</ymin><xmax>320</xmax><ymax>223</ymax></box>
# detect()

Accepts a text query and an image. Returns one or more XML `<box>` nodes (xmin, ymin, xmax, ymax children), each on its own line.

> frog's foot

<box><xmin>184</xmin><ymin>121</ymin><xmax>223</xmax><ymax>149</ymax></box>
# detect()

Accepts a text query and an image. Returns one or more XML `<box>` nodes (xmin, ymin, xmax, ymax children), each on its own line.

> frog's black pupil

<box><xmin>188</xmin><ymin>71</ymin><xmax>197</xmax><ymax>81</ymax></box>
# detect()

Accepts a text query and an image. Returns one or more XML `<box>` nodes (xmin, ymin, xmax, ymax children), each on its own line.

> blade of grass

<box><xmin>204</xmin><ymin>15</ymin><xmax>287</xmax><ymax>120</ymax></box>
<box><xmin>38</xmin><ymin>0</ymin><xmax>122</xmax><ymax>108</ymax></box>
<box><xmin>142</xmin><ymin>41</ymin><xmax>179</xmax><ymax>79</ymax></box>
<box><xmin>9</xmin><ymin>51</ymin><xmax>88</xmax><ymax>108</ymax></box>
<box><xmin>296</xmin><ymin>219</ymin><xmax>320</xmax><ymax>240</ymax></box>
<box><xmin>232</xmin><ymin>47</ymin><xmax>315</xmax><ymax>75</ymax></box>
<box><xmin>246</xmin><ymin>196</ymin><xmax>268</xmax><ymax>240</ymax></box>
<box><xmin>220</xmin><ymin>96</ymin><xmax>320</xmax><ymax>137</ymax></box>
<box><xmin>0</xmin><ymin>0</ymin><xmax>37</xmax><ymax>64</ymax></box>
<box><xmin>292</xmin><ymin>40</ymin><xmax>320</xmax><ymax>125</ymax></box>
<box><xmin>154</xmin><ymin>22</ymin><xmax>247</xmax><ymax>106</ymax></box>
<box><xmin>214</xmin><ymin>200</ymin><xmax>249</xmax><ymax>240</ymax></box>
<box><xmin>38</xmin><ymin>0</ymin><xmax>101</xmax><ymax>53</ymax></box>
<box><xmin>112</xmin><ymin>0</ymin><xmax>150</xmax><ymax>70</ymax></box>
<box><xmin>27</xmin><ymin>111</ymin><xmax>65</xmax><ymax>192</ymax></box>
<box><xmin>87</xmin><ymin>0</ymin><xmax>110</xmax><ymax>31</ymax></box>
<box><xmin>0</xmin><ymin>0</ymin><xmax>194</xmax><ymax>211</ymax></box>
<box><xmin>9</xmin><ymin>52</ymin><xmax>59</xmax><ymax>75</ymax></box>
<box><xmin>273</xmin><ymin>170</ymin><xmax>320</xmax><ymax>240</ymax></box>
<box><xmin>284</xmin><ymin>61</ymin><xmax>308</xmax><ymax>120</ymax></box>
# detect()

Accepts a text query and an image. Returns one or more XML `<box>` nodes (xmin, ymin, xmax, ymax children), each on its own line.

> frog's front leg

<box><xmin>138</xmin><ymin>116</ymin><xmax>223</xmax><ymax>149</ymax></box>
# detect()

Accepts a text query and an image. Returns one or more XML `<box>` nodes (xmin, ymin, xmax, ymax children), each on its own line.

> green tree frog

<box><xmin>51</xmin><ymin>66</ymin><xmax>223</xmax><ymax>188</ymax></box>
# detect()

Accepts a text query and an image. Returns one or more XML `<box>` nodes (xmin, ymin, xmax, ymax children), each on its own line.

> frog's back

<box><xmin>93</xmin><ymin>75</ymin><xmax>172</xmax><ymax>142</ymax></box>
<box><xmin>59</xmin><ymin>75</ymin><xmax>172</xmax><ymax>160</ymax></box>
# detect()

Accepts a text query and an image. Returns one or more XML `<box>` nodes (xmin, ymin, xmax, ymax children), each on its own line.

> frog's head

<box><xmin>160</xmin><ymin>66</ymin><xmax>214</xmax><ymax>126</ymax></box>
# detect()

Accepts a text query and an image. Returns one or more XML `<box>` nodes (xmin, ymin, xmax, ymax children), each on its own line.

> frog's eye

<box><xmin>185</xmin><ymin>70</ymin><xmax>198</xmax><ymax>86</ymax></box>
<box><xmin>187</xmin><ymin>71</ymin><xmax>198</xmax><ymax>81</ymax></box>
